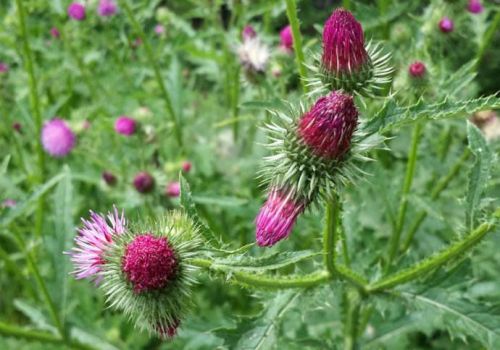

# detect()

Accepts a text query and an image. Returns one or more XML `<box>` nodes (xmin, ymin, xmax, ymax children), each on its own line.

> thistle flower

<box><xmin>68</xmin><ymin>2</ymin><xmax>86</xmax><ymax>21</ymax></box>
<box><xmin>310</xmin><ymin>9</ymin><xmax>392</xmax><ymax>96</ymax></box>
<box><xmin>439</xmin><ymin>17</ymin><xmax>454</xmax><ymax>33</ymax></box>
<box><xmin>12</xmin><ymin>122</ymin><xmax>22</xmax><ymax>133</ymax></box>
<box><xmin>256</xmin><ymin>188</ymin><xmax>306</xmax><ymax>246</ymax></box>
<box><xmin>41</xmin><ymin>118</ymin><xmax>76</xmax><ymax>157</ymax></box>
<box><xmin>155</xmin><ymin>24</ymin><xmax>165</xmax><ymax>35</ymax></box>
<box><xmin>50</xmin><ymin>27</ymin><xmax>60</xmax><ymax>39</ymax></box>
<box><xmin>66</xmin><ymin>207</ymin><xmax>126</xmax><ymax>282</ymax></box>
<box><xmin>102</xmin><ymin>171</ymin><xmax>117</xmax><ymax>186</ymax></box>
<box><xmin>98</xmin><ymin>0</ymin><xmax>117</xmax><ymax>17</ymax></box>
<box><xmin>2</xmin><ymin>199</ymin><xmax>17</xmax><ymax>208</ymax></box>
<box><xmin>279</xmin><ymin>25</ymin><xmax>293</xmax><ymax>52</ymax></box>
<box><xmin>114</xmin><ymin>116</ymin><xmax>136</xmax><ymax>136</ymax></box>
<box><xmin>0</xmin><ymin>62</ymin><xmax>9</xmax><ymax>74</ymax></box>
<box><xmin>133</xmin><ymin>172</ymin><xmax>155</xmax><ymax>194</ymax></box>
<box><xmin>237</xmin><ymin>37</ymin><xmax>270</xmax><ymax>76</ymax></box>
<box><xmin>181</xmin><ymin>161</ymin><xmax>192</xmax><ymax>173</ymax></box>
<box><xmin>166</xmin><ymin>181</ymin><xmax>180</xmax><ymax>198</ymax></box>
<box><xmin>408</xmin><ymin>61</ymin><xmax>426</xmax><ymax>78</ymax></box>
<box><xmin>242</xmin><ymin>25</ymin><xmax>256</xmax><ymax>41</ymax></box>
<box><xmin>467</xmin><ymin>0</ymin><xmax>484</xmax><ymax>14</ymax></box>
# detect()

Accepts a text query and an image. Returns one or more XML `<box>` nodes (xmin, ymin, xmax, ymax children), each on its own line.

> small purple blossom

<box><xmin>181</xmin><ymin>161</ymin><xmax>192</xmax><ymax>173</ymax></box>
<box><xmin>133</xmin><ymin>172</ymin><xmax>155</xmax><ymax>194</ymax></box>
<box><xmin>155</xmin><ymin>24</ymin><xmax>165</xmax><ymax>35</ymax></box>
<box><xmin>67</xmin><ymin>2</ymin><xmax>86</xmax><ymax>21</ymax></box>
<box><xmin>166</xmin><ymin>181</ymin><xmax>180</xmax><ymax>198</ymax></box>
<box><xmin>114</xmin><ymin>116</ymin><xmax>136</xmax><ymax>136</ymax></box>
<box><xmin>279</xmin><ymin>25</ymin><xmax>293</xmax><ymax>52</ymax></box>
<box><xmin>66</xmin><ymin>207</ymin><xmax>126</xmax><ymax>282</ymax></box>
<box><xmin>41</xmin><ymin>118</ymin><xmax>76</xmax><ymax>157</ymax></box>
<box><xmin>50</xmin><ymin>27</ymin><xmax>60</xmax><ymax>39</ymax></box>
<box><xmin>242</xmin><ymin>25</ymin><xmax>256</xmax><ymax>41</ymax></box>
<box><xmin>0</xmin><ymin>62</ymin><xmax>9</xmax><ymax>74</ymax></box>
<box><xmin>467</xmin><ymin>0</ymin><xmax>484</xmax><ymax>14</ymax></box>
<box><xmin>2</xmin><ymin>199</ymin><xmax>17</xmax><ymax>208</ymax></box>
<box><xmin>98</xmin><ymin>0</ymin><xmax>117</xmax><ymax>17</ymax></box>
<box><xmin>102</xmin><ymin>171</ymin><xmax>117</xmax><ymax>186</ymax></box>
<box><xmin>439</xmin><ymin>17</ymin><xmax>454</xmax><ymax>33</ymax></box>
<box><xmin>408</xmin><ymin>61</ymin><xmax>426</xmax><ymax>78</ymax></box>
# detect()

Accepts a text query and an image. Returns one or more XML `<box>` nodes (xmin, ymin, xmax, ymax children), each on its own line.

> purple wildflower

<box><xmin>242</xmin><ymin>25</ymin><xmax>256</xmax><ymax>41</ymax></box>
<box><xmin>133</xmin><ymin>172</ymin><xmax>155</xmax><ymax>194</ymax></box>
<box><xmin>467</xmin><ymin>0</ymin><xmax>484</xmax><ymax>14</ymax></box>
<box><xmin>408</xmin><ymin>61</ymin><xmax>426</xmax><ymax>78</ymax></box>
<box><xmin>98</xmin><ymin>0</ymin><xmax>117</xmax><ymax>17</ymax></box>
<box><xmin>166</xmin><ymin>181</ymin><xmax>180</xmax><ymax>198</ymax></box>
<box><xmin>439</xmin><ymin>17</ymin><xmax>454</xmax><ymax>33</ymax></box>
<box><xmin>68</xmin><ymin>2</ymin><xmax>86</xmax><ymax>21</ymax></box>
<box><xmin>114</xmin><ymin>116</ymin><xmax>136</xmax><ymax>136</ymax></box>
<box><xmin>41</xmin><ymin>118</ymin><xmax>76</xmax><ymax>157</ymax></box>
<box><xmin>279</xmin><ymin>25</ymin><xmax>293</xmax><ymax>52</ymax></box>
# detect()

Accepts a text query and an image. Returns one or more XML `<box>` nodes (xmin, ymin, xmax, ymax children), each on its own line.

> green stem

<box><xmin>378</xmin><ymin>0</ymin><xmax>392</xmax><ymax>39</ymax></box>
<box><xmin>369</xmin><ymin>222</ymin><xmax>494</xmax><ymax>292</ymax></box>
<box><xmin>343</xmin><ymin>289</ymin><xmax>361</xmax><ymax>350</ymax></box>
<box><xmin>342</xmin><ymin>0</ymin><xmax>351</xmax><ymax>10</ymax></box>
<box><xmin>323</xmin><ymin>196</ymin><xmax>340</xmax><ymax>276</ymax></box>
<box><xmin>285</xmin><ymin>0</ymin><xmax>309</xmax><ymax>93</ymax></box>
<box><xmin>16</xmin><ymin>0</ymin><xmax>45</xmax><ymax>239</ymax></box>
<box><xmin>119</xmin><ymin>0</ymin><xmax>183</xmax><ymax>148</ymax></box>
<box><xmin>335</xmin><ymin>265</ymin><xmax>368</xmax><ymax>292</ymax></box>
<box><xmin>474</xmin><ymin>11</ymin><xmax>500</xmax><ymax>70</ymax></box>
<box><xmin>401</xmin><ymin>149</ymin><xmax>471</xmax><ymax>253</ymax></box>
<box><xmin>386</xmin><ymin>122</ymin><xmax>422</xmax><ymax>272</ymax></box>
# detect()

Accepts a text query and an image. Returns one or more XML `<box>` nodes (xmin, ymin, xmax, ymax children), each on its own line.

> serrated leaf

<box><xmin>13</xmin><ymin>299</ymin><xmax>57</xmax><ymax>334</ymax></box>
<box><xmin>362</xmin><ymin>95</ymin><xmax>500</xmax><ymax>135</ymax></box>
<box><xmin>465</xmin><ymin>122</ymin><xmax>493</xmax><ymax>230</ymax></box>
<box><xmin>210</xmin><ymin>250</ymin><xmax>319</xmax><ymax>272</ymax></box>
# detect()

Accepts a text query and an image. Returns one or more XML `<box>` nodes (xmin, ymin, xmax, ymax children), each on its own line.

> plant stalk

<box><xmin>474</xmin><ymin>11</ymin><xmax>500</xmax><ymax>70</ymax></box>
<box><xmin>323</xmin><ymin>196</ymin><xmax>340</xmax><ymax>276</ymax></box>
<box><xmin>285</xmin><ymin>0</ymin><xmax>309</xmax><ymax>93</ymax></box>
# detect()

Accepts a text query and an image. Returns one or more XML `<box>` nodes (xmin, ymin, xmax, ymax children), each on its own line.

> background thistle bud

<box><xmin>133</xmin><ymin>172</ymin><xmax>155</xmax><ymax>193</ymax></box>
<box><xmin>68</xmin><ymin>2</ymin><xmax>86</xmax><ymax>21</ymax></box>
<box><xmin>41</xmin><ymin>118</ymin><xmax>76</xmax><ymax>157</ymax></box>
<box><xmin>467</xmin><ymin>0</ymin><xmax>483</xmax><ymax>14</ymax></box>
<box><xmin>438</xmin><ymin>17</ymin><xmax>454</xmax><ymax>33</ymax></box>
<box><xmin>408</xmin><ymin>61</ymin><xmax>426</xmax><ymax>78</ymax></box>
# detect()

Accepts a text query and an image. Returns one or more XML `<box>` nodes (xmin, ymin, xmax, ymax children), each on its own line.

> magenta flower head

<box><xmin>298</xmin><ymin>91</ymin><xmax>358</xmax><ymax>160</ymax></box>
<box><xmin>102</xmin><ymin>171</ymin><xmax>117</xmax><ymax>186</ymax></box>
<box><xmin>98</xmin><ymin>0</ymin><xmax>117</xmax><ymax>17</ymax></box>
<box><xmin>0</xmin><ymin>62</ymin><xmax>9</xmax><ymax>74</ymax></box>
<box><xmin>68</xmin><ymin>2</ymin><xmax>86</xmax><ymax>21</ymax></box>
<box><xmin>181</xmin><ymin>161</ymin><xmax>192</xmax><ymax>173</ymax></box>
<box><xmin>2</xmin><ymin>199</ymin><xmax>17</xmax><ymax>208</ymax></box>
<box><xmin>133</xmin><ymin>172</ymin><xmax>155</xmax><ymax>194</ymax></box>
<box><xmin>50</xmin><ymin>27</ymin><xmax>60</xmax><ymax>39</ymax></box>
<box><xmin>279</xmin><ymin>25</ymin><xmax>293</xmax><ymax>52</ymax></box>
<box><xmin>242</xmin><ymin>25</ymin><xmax>257</xmax><ymax>41</ymax></box>
<box><xmin>41</xmin><ymin>118</ymin><xmax>76</xmax><ymax>157</ymax></box>
<box><xmin>408</xmin><ymin>61</ymin><xmax>426</xmax><ymax>78</ymax></box>
<box><xmin>114</xmin><ymin>116</ymin><xmax>136</xmax><ymax>136</ymax></box>
<box><xmin>155</xmin><ymin>24</ymin><xmax>165</xmax><ymax>35</ymax></box>
<box><xmin>468</xmin><ymin>0</ymin><xmax>484</xmax><ymax>14</ymax></box>
<box><xmin>166</xmin><ymin>181</ymin><xmax>180</xmax><ymax>198</ymax></box>
<box><xmin>439</xmin><ymin>17</ymin><xmax>454</xmax><ymax>33</ymax></box>
<box><xmin>256</xmin><ymin>188</ymin><xmax>306</xmax><ymax>246</ymax></box>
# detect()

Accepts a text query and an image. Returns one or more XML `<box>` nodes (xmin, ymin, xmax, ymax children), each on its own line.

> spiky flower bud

<box><xmin>279</xmin><ymin>25</ymin><xmax>293</xmax><ymax>52</ymax></box>
<box><xmin>467</xmin><ymin>0</ymin><xmax>484</xmax><ymax>14</ymax></box>
<box><xmin>133</xmin><ymin>172</ymin><xmax>155</xmax><ymax>194</ymax></box>
<box><xmin>41</xmin><ymin>118</ymin><xmax>76</xmax><ymax>157</ymax></box>
<box><xmin>439</xmin><ymin>17</ymin><xmax>454</xmax><ymax>33</ymax></box>
<box><xmin>256</xmin><ymin>188</ymin><xmax>306</xmax><ymax>246</ymax></box>
<box><xmin>68</xmin><ymin>2</ymin><xmax>86</xmax><ymax>21</ymax></box>
<box><xmin>408</xmin><ymin>61</ymin><xmax>426</xmax><ymax>78</ymax></box>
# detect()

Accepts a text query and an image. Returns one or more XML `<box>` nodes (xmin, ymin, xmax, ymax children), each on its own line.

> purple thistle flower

<box><xmin>242</xmin><ymin>25</ymin><xmax>256</xmax><ymax>41</ymax></box>
<box><xmin>181</xmin><ymin>161</ymin><xmax>192</xmax><ymax>173</ymax></box>
<box><xmin>439</xmin><ymin>17</ymin><xmax>454</xmax><ymax>33</ymax></box>
<box><xmin>2</xmin><ymin>199</ymin><xmax>17</xmax><ymax>208</ymax></box>
<box><xmin>114</xmin><ymin>116</ymin><xmax>136</xmax><ymax>136</ymax></box>
<box><xmin>298</xmin><ymin>91</ymin><xmax>358</xmax><ymax>160</ymax></box>
<box><xmin>50</xmin><ymin>27</ymin><xmax>60</xmax><ymax>39</ymax></box>
<box><xmin>467</xmin><ymin>0</ymin><xmax>484</xmax><ymax>14</ymax></box>
<box><xmin>12</xmin><ymin>122</ymin><xmax>22</xmax><ymax>133</ymax></box>
<box><xmin>155</xmin><ymin>24</ymin><xmax>165</xmax><ymax>35</ymax></box>
<box><xmin>255</xmin><ymin>188</ymin><xmax>306</xmax><ymax>247</ymax></box>
<box><xmin>67</xmin><ymin>2</ymin><xmax>86</xmax><ymax>21</ymax></box>
<box><xmin>41</xmin><ymin>118</ymin><xmax>76</xmax><ymax>157</ymax></box>
<box><xmin>155</xmin><ymin>319</ymin><xmax>181</xmax><ymax>339</ymax></box>
<box><xmin>66</xmin><ymin>207</ymin><xmax>126</xmax><ymax>282</ymax></box>
<box><xmin>408</xmin><ymin>61</ymin><xmax>426</xmax><ymax>78</ymax></box>
<box><xmin>0</xmin><ymin>62</ymin><xmax>9</xmax><ymax>74</ymax></box>
<box><xmin>122</xmin><ymin>234</ymin><xmax>178</xmax><ymax>293</ymax></box>
<box><xmin>102</xmin><ymin>171</ymin><xmax>117</xmax><ymax>186</ymax></box>
<box><xmin>133</xmin><ymin>172</ymin><xmax>155</xmax><ymax>193</ymax></box>
<box><xmin>98</xmin><ymin>0</ymin><xmax>117</xmax><ymax>17</ymax></box>
<box><xmin>279</xmin><ymin>25</ymin><xmax>293</xmax><ymax>52</ymax></box>
<box><xmin>166</xmin><ymin>181</ymin><xmax>180</xmax><ymax>198</ymax></box>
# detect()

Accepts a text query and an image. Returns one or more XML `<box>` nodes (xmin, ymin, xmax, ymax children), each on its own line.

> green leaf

<box><xmin>192</xmin><ymin>195</ymin><xmax>248</xmax><ymax>207</ymax></box>
<box><xmin>362</xmin><ymin>95</ymin><xmax>500</xmax><ymax>135</ymax></box>
<box><xmin>0</xmin><ymin>155</ymin><xmax>10</xmax><ymax>175</ymax></box>
<box><xmin>210</xmin><ymin>250</ymin><xmax>319</xmax><ymax>273</ymax></box>
<box><xmin>13</xmin><ymin>299</ymin><xmax>56</xmax><ymax>334</ymax></box>
<box><xmin>465</xmin><ymin>122</ymin><xmax>493</xmax><ymax>230</ymax></box>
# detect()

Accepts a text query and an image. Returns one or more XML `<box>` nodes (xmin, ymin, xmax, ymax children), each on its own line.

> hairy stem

<box><xmin>16</xmin><ymin>0</ymin><xmax>45</xmax><ymax>239</ymax></box>
<box><xmin>343</xmin><ymin>289</ymin><xmax>361</xmax><ymax>350</ymax></box>
<box><xmin>323</xmin><ymin>196</ymin><xmax>340</xmax><ymax>276</ymax></box>
<box><xmin>386</xmin><ymin>122</ymin><xmax>422</xmax><ymax>272</ymax></box>
<box><xmin>119</xmin><ymin>0</ymin><xmax>183</xmax><ymax>148</ymax></box>
<box><xmin>285</xmin><ymin>0</ymin><xmax>309</xmax><ymax>93</ymax></box>
<box><xmin>369</xmin><ymin>222</ymin><xmax>494</xmax><ymax>292</ymax></box>
<box><xmin>401</xmin><ymin>149</ymin><xmax>470</xmax><ymax>253</ymax></box>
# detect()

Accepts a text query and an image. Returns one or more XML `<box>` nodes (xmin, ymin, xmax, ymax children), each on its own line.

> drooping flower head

<box><xmin>66</xmin><ymin>207</ymin><xmax>126</xmax><ymax>282</ymax></box>
<box><xmin>0</xmin><ymin>62</ymin><xmax>9</xmax><ymax>74</ymax></box>
<box><xmin>408</xmin><ymin>61</ymin><xmax>426</xmax><ymax>78</ymax></box>
<box><xmin>279</xmin><ymin>25</ymin><xmax>293</xmax><ymax>52</ymax></box>
<box><xmin>68</xmin><ymin>2</ymin><xmax>86</xmax><ymax>21</ymax></box>
<box><xmin>242</xmin><ymin>25</ymin><xmax>257</xmax><ymax>41</ymax></box>
<box><xmin>133</xmin><ymin>172</ymin><xmax>155</xmax><ymax>194</ymax></box>
<box><xmin>102</xmin><ymin>171</ymin><xmax>117</xmax><ymax>186</ymax></box>
<box><xmin>98</xmin><ymin>0</ymin><xmax>117</xmax><ymax>17</ymax></box>
<box><xmin>114</xmin><ymin>116</ymin><xmax>136</xmax><ymax>136</ymax></box>
<box><xmin>439</xmin><ymin>17</ymin><xmax>454</xmax><ymax>33</ymax></box>
<box><xmin>41</xmin><ymin>118</ymin><xmax>76</xmax><ymax>157</ymax></box>
<box><xmin>298</xmin><ymin>91</ymin><xmax>358</xmax><ymax>160</ymax></box>
<box><xmin>467</xmin><ymin>0</ymin><xmax>484</xmax><ymax>14</ymax></box>
<box><xmin>256</xmin><ymin>188</ymin><xmax>306</xmax><ymax>246</ymax></box>
<box><xmin>50</xmin><ymin>27</ymin><xmax>60</xmax><ymax>39</ymax></box>
<box><xmin>166</xmin><ymin>181</ymin><xmax>181</xmax><ymax>198</ymax></box>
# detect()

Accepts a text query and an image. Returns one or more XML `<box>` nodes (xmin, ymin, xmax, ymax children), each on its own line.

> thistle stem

<box><xmin>369</xmin><ymin>222</ymin><xmax>494</xmax><ymax>292</ymax></box>
<box><xmin>285</xmin><ymin>0</ymin><xmax>309</xmax><ymax>93</ymax></box>
<box><xmin>474</xmin><ymin>11</ymin><xmax>500</xmax><ymax>71</ymax></box>
<box><xmin>16</xmin><ymin>0</ymin><xmax>45</xmax><ymax>239</ymax></box>
<box><xmin>343</xmin><ymin>289</ymin><xmax>361</xmax><ymax>350</ymax></box>
<box><xmin>386</xmin><ymin>122</ymin><xmax>422</xmax><ymax>272</ymax></box>
<box><xmin>401</xmin><ymin>149</ymin><xmax>470</xmax><ymax>253</ymax></box>
<box><xmin>119</xmin><ymin>0</ymin><xmax>183</xmax><ymax>148</ymax></box>
<box><xmin>323</xmin><ymin>196</ymin><xmax>340</xmax><ymax>276</ymax></box>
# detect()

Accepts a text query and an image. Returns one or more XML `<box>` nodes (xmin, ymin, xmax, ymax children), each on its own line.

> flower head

<box><xmin>242</xmin><ymin>25</ymin><xmax>256</xmax><ymax>41</ymax></box>
<box><xmin>166</xmin><ymin>181</ymin><xmax>180</xmax><ymax>198</ymax></box>
<box><xmin>41</xmin><ymin>118</ymin><xmax>76</xmax><ymax>157</ymax></box>
<box><xmin>237</xmin><ymin>37</ymin><xmax>270</xmax><ymax>75</ymax></box>
<box><xmin>408</xmin><ymin>61</ymin><xmax>426</xmax><ymax>78</ymax></box>
<box><xmin>12</xmin><ymin>122</ymin><xmax>22</xmax><ymax>133</ymax></box>
<box><xmin>2</xmin><ymin>199</ymin><xmax>17</xmax><ymax>208</ymax></box>
<box><xmin>439</xmin><ymin>17</ymin><xmax>454</xmax><ymax>33</ymax></box>
<box><xmin>467</xmin><ymin>0</ymin><xmax>484</xmax><ymax>14</ymax></box>
<box><xmin>155</xmin><ymin>24</ymin><xmax>165</xmax><ymax>35</ymax></box>
<box><xmin>181</xmin><ymin>161</ymin><xmax>192</xmax><ymax>173</ymax></box>
<box><xmin>155</xmin><ymin>319</ymin><xmax>180</xmax><ymax>339</ymax></box>
<box><xmin>279</xmin><ymin>25</ymin><xmax>293</xmax><ymax>52</ymax></box>
<box><xmin>114</xmin><ymin>116</ymin><xmax>136</xmax><ymax>136</ymax></box>
<box><xmin>67</xmin><ymin>207</ymin><xmax>126</xmax><ymax>282</ymax></box>
<box><xmin>50</xmin><ymin>27</ymin><xmax>60</xmax><ymax>39</ymax></box>
<box><xmin>133</xmin><ymin>172</ymin><xmax>155</xmax><ymax>194</ymax></box>
<box><xmin>98</xmin><ymin>0</ymin><xmax>117</xmax><ymax>17</ymax></box>
<box><xmin>68</xmin><ymin>2</ymin><xmax>86</xmax><ymax>21</ymax></box>
<box><xmin>102</xmin><ymin>171</ymin><xmax>117</xmax><ymax>186</ymax></box>
<box><xmin>298</xmin><ymin>91</ymin><xmax>358</xmax><ymax>160</ymax></box>
<box><xmin>0</xmin><ymin>62</ymin><xmax>9</xmax><ymax>74</ymax></box>
<box><xmin>256</xmin><ymin>188</ymin><xmax>306</xmax><ymax>247</ymax></box>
